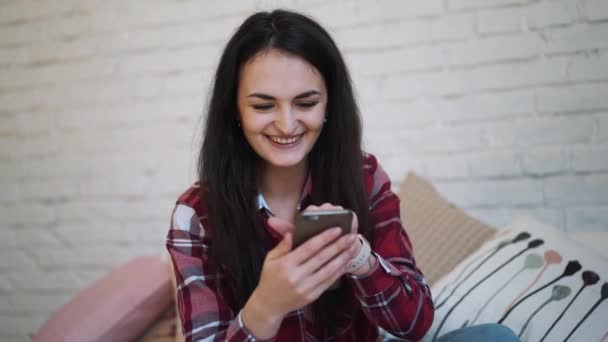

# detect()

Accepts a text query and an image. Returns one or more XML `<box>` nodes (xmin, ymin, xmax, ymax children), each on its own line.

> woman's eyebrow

<box><xmin>247</xmin><ymin>90</ymin><xmax>321</xmax><ymax>100</ymax></box>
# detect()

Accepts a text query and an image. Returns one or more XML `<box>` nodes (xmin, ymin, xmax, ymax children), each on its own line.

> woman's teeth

<box><xmin>269</xmin><ymin>135</ymin><xmax>299</xmax><ymax>145</ymax></box>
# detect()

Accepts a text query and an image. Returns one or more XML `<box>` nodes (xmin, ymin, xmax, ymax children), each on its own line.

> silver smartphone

<box><xmin>293</xmin><ymin>209</ymin><xmax>352</xmax><ymax>247</ymax></box>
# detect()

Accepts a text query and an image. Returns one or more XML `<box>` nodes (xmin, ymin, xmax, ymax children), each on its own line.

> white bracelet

<box><xmin>346</xmin><ymin>234</ymin><xmax>371</xmax><ymax>274</ymax></box>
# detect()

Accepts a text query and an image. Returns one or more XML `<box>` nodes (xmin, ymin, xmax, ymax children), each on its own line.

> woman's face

<box><xmin>237</xmin><ymin>48</ymin><xmax>327</xmax><ymax>170</ymax></box>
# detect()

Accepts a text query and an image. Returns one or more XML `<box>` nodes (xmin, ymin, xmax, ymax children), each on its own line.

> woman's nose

<box><xmin>274</xmin><ymin>106</ymin><xmax>297</xmax><ymax>134</ymax></box>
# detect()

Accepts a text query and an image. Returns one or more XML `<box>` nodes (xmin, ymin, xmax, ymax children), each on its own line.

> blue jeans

<box><xmin>435</xmin><ymin>324</ymin><xmax>520</xmax><ymax>342</ymax></box>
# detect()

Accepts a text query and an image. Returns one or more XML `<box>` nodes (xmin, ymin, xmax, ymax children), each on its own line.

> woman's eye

<box><xmin>297</xmin><ymin>101</ymin><xmax>318</xmax><ymax>108</ymax></box>
<box><xmin>252</xmin><ymin>104</ymin><xmax>273</xmax><ymax>110</ymax></box>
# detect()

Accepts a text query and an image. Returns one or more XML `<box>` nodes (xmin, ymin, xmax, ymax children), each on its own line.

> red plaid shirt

<box><xmin>166</xmin><ymin>154</ymin><xmax>434</xmax><ymax>341</ymax></box>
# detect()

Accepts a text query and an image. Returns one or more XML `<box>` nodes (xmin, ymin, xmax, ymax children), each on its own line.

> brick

<box><xmin>446</xmin><ymin>33</ymin><xmax>544</xmax><ymax>67</ymax></box>
<box><xmin>467</xmin><ymin>207</ymin><xmax>565</xmax><ymax>230</ymax></box>
<box><xmin>598</xmin><ymin>114</ymin><xmax>608</xmax><ymax>141</ymax></box>
<box><xmin>436</xmin><ymin>90</ymin><xmax>534</xmax><ymax>123</ymax></box>
<box><xmin>0</xmin><ymin>1</ymin><xmax>79</xmax><ymax>24</ymax></box>
<box><xmin>348</xmin><ymin>45</ymin><xmax>446</xmax><ymax>76</ymax></box>
<box><xmin>467</xmin><ymin>152</ymin><xmax>521</xmax><ymax>178</ymax></box>
<box><xmin>334</xmin><ymin>20</ymin><xmax>430</xmax><ymax>50</ymax></box>
<box><xmin>536</xmin><ymin>83</ymin><xmax>608</xmax><ymax>113</ymax></box>
<box><xmin>7</xmin><ymin>293</ymin><xmax>71</xmax><ymax>314</ymax></box>
<box><xmin>0</xmin><ymin>203</ymin><xmax>57</xmax><ymax>226</ymax></box>
<box><xmin>448</xmin><ymin>0</ymin><xmax>527</xmax><ymax>11</ymax></box>
<box><xmin>488</xmin><ymin>117</ymin><xmax>594</xmax><ymax>147</ymax></box>
<box><xmin>430</xmin><ymin>13</ymin><xmax>475</xmax><ymax>41</ymax></box>
<box><xmin>308</xmin><ymin>0</ymin><xmax>444</xmax><ymax>28</ymax></box>
<box><xmin>55</xmin><ymin>222</ymin><xmax>138</xmax><ymax>244</ymax></box>
<box><xmin>97</xmin><ymin>17</ymin><xmax>241</xmax><ymax>54</ymax></box>
<box><xmin>522</xmin><ymin>149</ymin><xmax>570</xmax><ymax>175</ymax></box>
<box><xmin>568</xmin><ymin>53</ymin><xmax>608</xmax><ymax>82</ymax></box>
<box><xmin>0</xmin><ymin>136</ymin><xmax>18</xmax><ymax>160</ymax></box>
<box><xmin>382</xmin><ymin>70</ymin><xmax>469</xmax><ymax>100</ymax></box>
<box><xmin>0</xmin><ymin>46</ymin><xmax>22</xmax><ymax>66</ymax></box>
<box><xmin>571</xmin><ymin>146</ymin><xmax>608</xmax><ymax>172</ymax></box>
<box><xmin>0</xmin><ymin>296</ymin><xmax>10</xmax><ymax>314</ymax></box>
<box><xmin>116</xmin><ymin>46</ymin><xmax>220</xmax><ymax>74</ymax></box>
<box><xmin>509</xmin><ymin>207</ymin><xmax>566</xmax><ymax>230</ymax></box>
<box><xmin>435</xmin><ymin>178</ymin><xmax>544</xmax><ymax>207</ymax></box>
<box><xmin>424</xmin><ymin>156</ymin><xmax>470</xmax><ymax>180</ymax></box>
<box><xmin>7</xmin><ymin>267</ymin><xmax>84</xmax><ymax>291</ymax></box>
<box><xmin>382</xmin><ymin>56</ymin><xmax>569</xmax><ymax>100</ymax></box>
<box><xmin>55</xmin><ymin>96</ymin><xmax>202</xmax><ymax>131</ymax></box>
<box><xmin>55</xmin><ymin>198</ymin><xmax>173</xmax><ymax>223</ymax></box>
<box><xmin>0</xmin><ymin>114</ymin><xmax>16</xmax><ymax>135</ymax></box>
<box><xmin>0</xmin><ymin>276</ymin><xmax>12</xmax><ymax>292</ymax></box>
<box><xmin>28</xmin><ymin>245</ymin><xmax>133</xmax><ymax>268</ymax></box>
<box><xmin>466</xmin><ymin>56</ymin><xmax>569</xmax><ymax>91</ymax></box>
<box><xmin>477</xmin><ymin>7</ymin><xmax>525</xmax><ymax>34</ymax></box>
<box><xmin>15</xmin><ymin>111</ymin><xmax>52</xmax><ymax>136</ymax></box>
<box><xmin>0</xmin><ymin>250</ymin><xmax>36</xmax><ymax>270</ymax></box>
<box><xmin>363</xmin><ymin>100</ymin><xmax>436</xmax><ymax>131</ymax></box>
<box><xmin>0</xmin><ymin>89</ymin><xmax>41</xmax><ymax>113</ymax></box>
<box><xmin>407</xmin><ymin>125</ymin><xmax>486</xmax><ymax>153</ymax></box>
<box><xmin>13</xmin><ymin>228</ymin><xmax>63</xmax><ymax>246</ymax></box>
<box><xmin>580</xmin><ymin>0</ymin><xmax>608</xmax><ymax>21</ymax></box>
<box><xmin>19</xmin><ymin>178</ymin><xmax>81</xmax><ymax>200</ymax></box>
<box><xmin>0</xmin><ymin>182</ymin><xmax>19</xmax><ymax>202</ymax></box>
<box><xmin>21</xmin><ymin>39</ymin><xmax>97</xmax><ymax>65</ymax></box>
<box><xmin>544</xmin><ymin>174</ymin><xmax>608</xmax><ymax>205</ymax></box>
<box><xmin>525</xmin><ymin>0</ymin><xmax>579</xmax><ymax>28</ymax></box>
<box><xmin>91</xmin><ymin>0</ymin><xmax>252</xmax><ymax>29</ymax></box>
<box><xmin>55</xmin><ymin>122</ymin><xmax>194</xmax><ymax>155</ymax></box>
<box><xmin>0</xmin><ymin>314</ymin><xmax>46</xmax><ymax>337</ymax></box>
<box><xmin>375</xmin><ymin>155</ymin><xmax>425</xmax><ymax>183</ymax></box>
<box><xmin>566</xmin><ymin>206</ymin><xmax>608</xmax><ymax>231</ymax></box>
<box><xmin>0</xmin><ymin>228</ymin><xmax>16</xmax><ymax>247</ymax></box>
<box><xmin>544</xmin><ymin>23</ymin><xmax>608</xmax><ymax>54</ymax></box>
<box><xmin>478</xmin><ymin>0</ymin><xmax>579</xmax><ymax>33</ymax></box>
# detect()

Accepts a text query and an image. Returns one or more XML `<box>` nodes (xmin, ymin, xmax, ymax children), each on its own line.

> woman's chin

<box><xmin>264</xmin><ymin>156</ymin><xmax>306</xmax><ymax>170</ymax></box>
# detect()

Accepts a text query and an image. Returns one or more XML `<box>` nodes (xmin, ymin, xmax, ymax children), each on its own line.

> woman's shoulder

<box><xmin>173</xmin><ymin>181</ymin><xmax>209</xmax><ymax>220</ymax></box>
<box><xmin>362</xmin><ymin>152</ymin><xmax>393</xmax><ymax>201</ymax></box>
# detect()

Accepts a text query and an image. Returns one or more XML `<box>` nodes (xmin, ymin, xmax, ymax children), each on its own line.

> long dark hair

<box><xmin>199</xmin><ymin>9</ymin><xmax>371</xmax><ymax>336</ymax></box>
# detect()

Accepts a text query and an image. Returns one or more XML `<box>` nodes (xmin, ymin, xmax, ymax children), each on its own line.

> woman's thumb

<box><xmin>269</xmin><ymin>232</ymin><xmax>293</xmax><ymax>259</ymax></box>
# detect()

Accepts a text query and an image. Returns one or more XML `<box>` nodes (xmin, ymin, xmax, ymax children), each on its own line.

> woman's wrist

<box><xmin>241</xmin><ymin>291</ymin><xmax>284</xmax><ymax>340</ymax></box>
<box><xmin>347</xmin><ymin>235</ymin><xmax>377</xmax><ymax>276</ymax></box>
<box><xmin>349</xmin><ymin>253</ymin><xmax>377</xmax><ymax>276</ymax></box>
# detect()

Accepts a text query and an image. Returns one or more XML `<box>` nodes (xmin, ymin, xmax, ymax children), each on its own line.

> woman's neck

<box><xmin>259</xmin><ymin>160</ymin><xmax>308</xmax><ymax>220</ymax></box>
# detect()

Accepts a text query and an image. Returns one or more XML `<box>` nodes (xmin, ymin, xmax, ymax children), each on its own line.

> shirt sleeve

<box><xmin>166</xmin><ymin>203</ymin><xmax>274</xmax><ymax>342</ymax></box>
<box><xmin>345</xmin><ymin>156</ymin><xmax>435</xmax><ymax>341</ymax></box>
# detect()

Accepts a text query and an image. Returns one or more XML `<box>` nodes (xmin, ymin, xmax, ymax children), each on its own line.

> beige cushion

<box><xmin>398</xmin><ymin>172</ymin><xmax>496</xmax><ymax>285</ymax></box>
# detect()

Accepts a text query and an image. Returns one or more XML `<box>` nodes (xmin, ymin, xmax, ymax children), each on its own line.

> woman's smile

<box><xmin>266</xmin><ymin>134</ymin><xmax>304</xmax><ymax>148</ymax></box>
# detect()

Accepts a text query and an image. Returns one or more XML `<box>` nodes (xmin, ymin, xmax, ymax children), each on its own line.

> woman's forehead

<box><xmin>238</xmin><ymin>49</ymin><xmax>326</xmax><ymax>97</ymax></box>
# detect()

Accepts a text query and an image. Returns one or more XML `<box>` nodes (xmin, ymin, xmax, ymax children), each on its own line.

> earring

<box><xmin>324</xmin><ymin>117</ymin><xmax>327</xmax><ymax>123</ymax></box>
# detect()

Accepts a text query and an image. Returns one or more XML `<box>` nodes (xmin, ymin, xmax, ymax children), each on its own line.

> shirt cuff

<box><xmin>345</xmin><ymin>252</ymin><xmax>411</xmax><ymax>297</ymax></box>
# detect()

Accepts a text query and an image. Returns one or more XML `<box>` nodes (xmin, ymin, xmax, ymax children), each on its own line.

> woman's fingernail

<box><xmin>330</xmin><ymin>227</ymin><xmax>341</xmax><ymax>235</ymax></box>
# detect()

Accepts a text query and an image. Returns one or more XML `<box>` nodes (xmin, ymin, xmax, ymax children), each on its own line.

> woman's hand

<box><xmin>242</xmin><ymin>207</ymin><xmax>360</xmax><ymax>339</ymax></box>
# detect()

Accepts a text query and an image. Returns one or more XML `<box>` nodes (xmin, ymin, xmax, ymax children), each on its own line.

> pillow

<box><xmin>398</xmin><ymin>172</ymin><xmax>496</xmax><ymax>285</ymax></box>
<box><xmin>425</xmin><ymin>217</ymin><xmax>608</xmax><ymax>342</ymax></box>
<box><xmin>32</xmin><ymin>256</ymin><xmax>174</xmax><ymax>342</ymax></box>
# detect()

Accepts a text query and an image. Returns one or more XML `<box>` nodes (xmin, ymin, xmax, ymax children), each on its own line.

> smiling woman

<box><xmin>165</xmin><ymin>9</ymin><xmax>436</xmax><ymax>342</ymax></box>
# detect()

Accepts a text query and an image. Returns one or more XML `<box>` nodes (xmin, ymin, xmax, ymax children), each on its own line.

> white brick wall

<box><xmin>1</xmin><ymin>0</ymin><xmax>607</xmax><ymax>339</ymax></box>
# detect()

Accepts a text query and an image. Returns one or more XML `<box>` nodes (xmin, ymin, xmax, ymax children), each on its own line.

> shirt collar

<box><xmin>257</xmin><ymin>172</ymin><xmax>313</xmax><ymax>215</ymax></box>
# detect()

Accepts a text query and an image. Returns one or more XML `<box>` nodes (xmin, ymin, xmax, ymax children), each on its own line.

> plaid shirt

<box><xmin>166</xmin><ymin>154</ymin><xmax>434</xmax><ymax>341</ymax></box>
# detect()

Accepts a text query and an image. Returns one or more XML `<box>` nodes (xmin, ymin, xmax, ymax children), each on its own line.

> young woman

<box><xmin>166</xmin><ymin>9</ymin><xmax>518</xmax><ymax>342</ymax></box>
